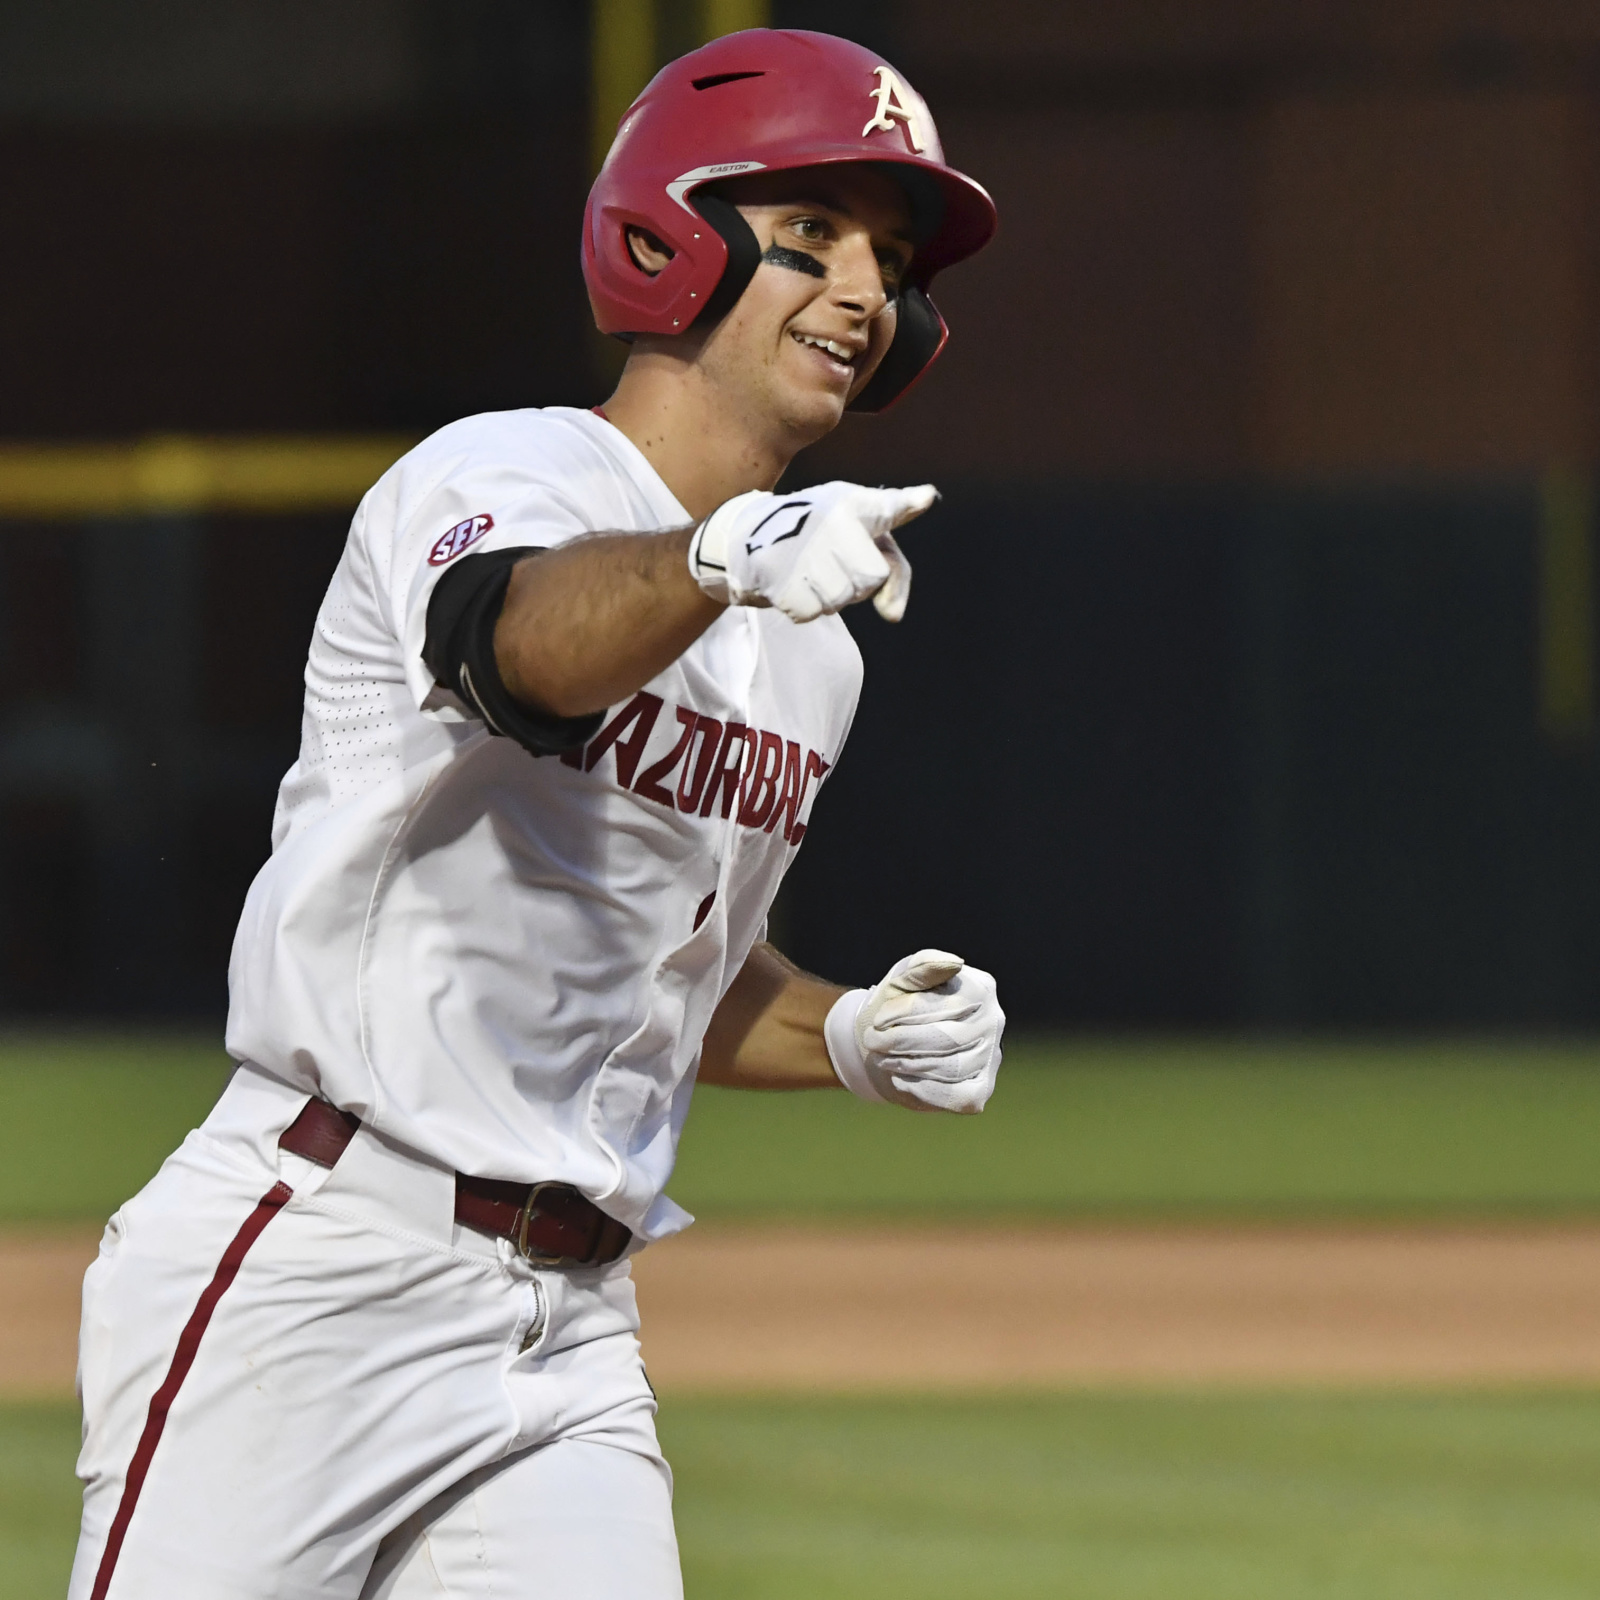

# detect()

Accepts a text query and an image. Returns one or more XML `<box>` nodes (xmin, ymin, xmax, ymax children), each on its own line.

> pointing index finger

<box><xmin>883</xmin><ymin>484</ymin><xmax>940</xmax><ymax>529</ymax></box>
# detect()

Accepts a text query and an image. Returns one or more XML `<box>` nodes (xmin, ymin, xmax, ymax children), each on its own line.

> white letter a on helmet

<box><xmin>862</xmin><ymin>65</ymin><xmax>929</xmax><ymax>153</ymax></box>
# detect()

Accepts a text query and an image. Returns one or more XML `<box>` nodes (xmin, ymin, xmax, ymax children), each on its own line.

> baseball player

<box><xmin>70</xmin><ymin>29</ymin><xmax>1001</xmax><ymax>1600</ymax></box>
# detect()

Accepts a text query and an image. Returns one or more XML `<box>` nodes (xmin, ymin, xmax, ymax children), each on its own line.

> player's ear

<box><xmin>626</xmin><ymin>227</ymin><xmax>674</xmax><ymax>277</ymax></box>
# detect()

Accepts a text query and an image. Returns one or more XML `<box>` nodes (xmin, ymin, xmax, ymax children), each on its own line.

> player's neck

<box><xmin>600</xmin><ymin>353</ymin><xmax>807</xmax><ymax>522</ymax></box>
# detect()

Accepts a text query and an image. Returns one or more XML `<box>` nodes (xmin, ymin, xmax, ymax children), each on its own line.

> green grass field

<box><xmin>8</xmin><ymin>1032</ymin><xmax>1600</xmax><ymax>1596</ymax></box>
<box><xmin>675</xmin><ymin>1038</ymin><xmax>1600</xmax><ymax>1220</ymax></box>
<box><xmin>9</xmin><ymin>1393</ymin><xmax>1600</xmax><ymax>1600</ymax></box>
<box><xmin>4</xmin><ymin>1031</ymin><xmax>1600</xmax><ymax>1223</ymax></box>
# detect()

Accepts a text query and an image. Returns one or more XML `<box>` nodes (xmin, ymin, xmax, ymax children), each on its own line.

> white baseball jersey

<box><xmin>225</xmin><ymin>406</ymin><xmax>862</xmax><ymax>1241</ymax></box>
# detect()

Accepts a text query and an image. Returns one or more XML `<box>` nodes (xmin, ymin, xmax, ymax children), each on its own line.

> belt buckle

<box><xmin>514</xmin><ymin>1181</ymin><xmax>573</xmax><ymax>1267</ymax></box>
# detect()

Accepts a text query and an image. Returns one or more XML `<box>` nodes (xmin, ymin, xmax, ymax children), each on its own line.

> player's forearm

<box><xmin>494</xmin><ymin>528</ymin><xmax>724</xmax><ymax>719</ymax></box>
<box><xmin>698</xmin><ymin>942</ymin><xmax>847</xmax><ymax>1090</ymax></box>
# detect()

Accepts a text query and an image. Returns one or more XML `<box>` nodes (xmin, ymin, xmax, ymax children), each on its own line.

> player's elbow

<box><xmin>495</xmin><ymin>645</ymin><xmax>603</xmax><ymax>721</ymax></box>
<box><xmin>525</xmin><ymin>679</ymin><xmax>604</xmax><ymax>721</ymax></box>
<box><xmin>491</xmin><ymin>567</ymin><xmax>610</xmax><ymax>720</ymax></box>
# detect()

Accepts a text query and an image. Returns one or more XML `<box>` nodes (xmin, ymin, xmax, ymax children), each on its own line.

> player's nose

<box><xmin>828</xmin><ymin>233</ymin><xmax>891</xmax><ymax>320</ymax></box>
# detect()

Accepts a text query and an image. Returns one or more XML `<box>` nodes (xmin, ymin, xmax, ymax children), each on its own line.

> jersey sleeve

<box><xmin>375</xmin><ymin>444</ymin><xmax>594</xmax><ymax>715</ymax></box>
<box><xmin>422</xmin><ymin>547</ymin><xmax>604</xmax><ymax>755</ymax></box>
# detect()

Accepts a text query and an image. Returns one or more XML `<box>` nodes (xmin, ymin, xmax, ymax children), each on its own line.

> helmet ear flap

<box><xmin>848</xmin><ymin>284</ymin><xmax>946</xmax><ymax>412</ymax></box>
<box><xmin>689</xmin><ymin>193</ymin><xmax>762</xmax><ymax>328</ymax></box>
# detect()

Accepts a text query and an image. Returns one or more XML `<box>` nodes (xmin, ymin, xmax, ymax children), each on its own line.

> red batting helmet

<box><xmin>582</xmin><ymin>29</ymin><xmax>997</xmax><ymax>412</ymax></box>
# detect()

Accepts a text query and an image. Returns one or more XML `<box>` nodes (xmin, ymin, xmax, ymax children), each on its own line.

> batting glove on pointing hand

<box><xmin>824</xmin><ymin>950</ymin><xmax>1005</xmax><ymax>1114</ymax></box>
<box><xmin>687</xmin><ymin>481</ymin><xmax>937</xmax><ymax>624</ymax></box>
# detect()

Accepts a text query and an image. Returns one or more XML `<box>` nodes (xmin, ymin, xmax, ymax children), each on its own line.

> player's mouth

<box><xmin>790</xmin><ymin>329</ymin><xmax>861</xmax><ymax>384</ymax></box>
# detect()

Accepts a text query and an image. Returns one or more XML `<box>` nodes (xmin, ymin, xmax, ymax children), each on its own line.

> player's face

<box><xmin>701</xmin><ymin>168</ymin><xmax>914</xmax><ymax>442</ymax></box>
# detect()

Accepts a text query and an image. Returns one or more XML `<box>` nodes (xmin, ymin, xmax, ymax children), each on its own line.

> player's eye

<box><xmin>877</xmin><ymin>249</ymin><xmax>909</xmax><ymax>288</ymax></box>
<box><xmin>790</xmin><ymin>215</ymin><xmax>829</xmax><ymax>243</ymax></box>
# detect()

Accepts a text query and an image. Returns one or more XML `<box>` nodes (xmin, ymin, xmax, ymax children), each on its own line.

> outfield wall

<box><xmin>5</xmin><ymin>1</ymin><xmax>1600</xmax><ymax>1025</ymax></box>
<box><xmin>785</xmin><ymin>478</ymin><xmax>1600</xmax><ymax>1029</ymax></box>
<box><xmin>2</xmin><ymin>480</ymin><xmax>1594</xmax><ymax>1027</ymax></box>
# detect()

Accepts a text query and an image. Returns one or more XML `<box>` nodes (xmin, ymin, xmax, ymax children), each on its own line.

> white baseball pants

<box><xmin>69</xmin><ymin>1063</ymin><xmax>683</xmax><ymax>1600</ymax></box>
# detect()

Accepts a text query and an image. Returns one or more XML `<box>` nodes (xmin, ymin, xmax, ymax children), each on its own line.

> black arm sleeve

<box><xmin>422</xmin><ymin>546</ymin><xmax>604</xmax><ymax>757</ymax></box>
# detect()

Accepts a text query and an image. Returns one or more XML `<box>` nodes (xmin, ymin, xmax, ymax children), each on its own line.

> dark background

<box><xmin>2</xmin><ymin>0</ymin><xmax>1598</xmax><ymax>1026</ymax></box>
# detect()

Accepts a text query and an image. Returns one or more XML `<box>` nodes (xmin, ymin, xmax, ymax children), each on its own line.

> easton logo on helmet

<box><xmin>428</xmin><ymin>514</ymin><xmax>494</xmax><ymax>566</ymax></box>
<box><xmin>862</xmin><ymin>65</ymin><xmax>929</xmax><ymax>153</ymax></box>
<box><xmin>667</xmin><ymin>159</ymin><xmax>766</xmax><ymax>212</ymax></box>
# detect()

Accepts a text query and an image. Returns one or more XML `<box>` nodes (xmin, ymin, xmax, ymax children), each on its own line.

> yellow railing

<box><xmin>590</xmin><ymin>0</ymin><xmax>770</xmax><ymax>173</ymax></box>
<box><xmin>0</xmin><ymin>435</ymin><xmax>417</xmax><ymax>518</ymax></box>
<box><xmin>1539</xmin><ymin>466</ymin><xmax>1595</xmax><ymax>744</ymax></box>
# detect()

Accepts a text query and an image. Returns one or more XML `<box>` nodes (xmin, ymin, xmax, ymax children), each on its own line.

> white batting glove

<box><xmin>687</xmin><ymin>481</ymin><xmax>937</xmax><ymax>624</ymax></box>
<box><xmin>824</xmin><ymin>950</ymin><xmax>1005</xmax><ymax>1114</ymax></box>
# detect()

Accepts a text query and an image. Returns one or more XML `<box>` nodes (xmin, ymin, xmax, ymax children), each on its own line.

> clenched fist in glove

<box><xmin>687</xmin><ymin>481</ymin><xmax>937</xmax><ymax>624</ymax></box>
<box><xmin>824</xmin><ymin>950</ymin><xmax>1005</xmax><ymax>1114</ymax></box>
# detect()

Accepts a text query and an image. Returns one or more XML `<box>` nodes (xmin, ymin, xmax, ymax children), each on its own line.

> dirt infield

<box><xmin>0</xmin><ymin>1228</ymin><xmax>99</xmax><ymax>1398</ymax></box>
<box><xmin>6</xmin><ymin>1222</ymin><xmax>1600</xmax><ymax>1398</ymax></box>
<box><xmin>634</xmin><ymin>1223</ymin><xmax>1600</xmax><ymax>1390</ymax></box>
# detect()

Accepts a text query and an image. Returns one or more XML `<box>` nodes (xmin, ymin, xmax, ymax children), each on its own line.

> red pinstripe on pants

<box><xmin>88</xmin><ymin>1181</ymin><xmax>293</xmax><ymax>1600</ymax></box>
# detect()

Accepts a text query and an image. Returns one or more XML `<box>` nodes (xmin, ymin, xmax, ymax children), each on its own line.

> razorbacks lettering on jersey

<box><xmin>225</xmin><ymin>407</ymin><xmax>862</xmax><ymax>1240</ymax></box>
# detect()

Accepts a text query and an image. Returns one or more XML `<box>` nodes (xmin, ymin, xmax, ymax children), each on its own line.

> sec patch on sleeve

<box><xmin>429</xmin><ymin>513</ymin><xmax>494</xmax><ymax>566</ymax></box>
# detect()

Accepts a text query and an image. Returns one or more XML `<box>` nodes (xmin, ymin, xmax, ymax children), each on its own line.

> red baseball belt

<box><xmin>279</xmin><ymin>1096</ymin><xmax>632</xmax><ymax>1268</ymax></box>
